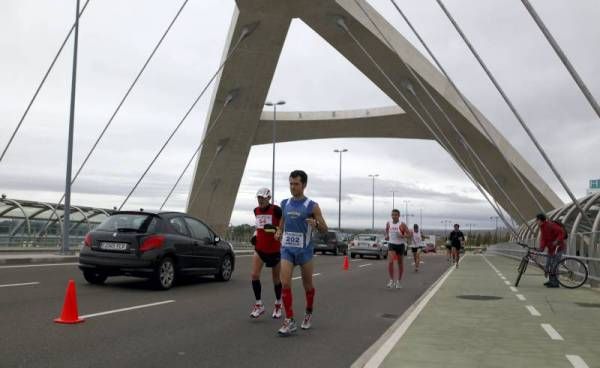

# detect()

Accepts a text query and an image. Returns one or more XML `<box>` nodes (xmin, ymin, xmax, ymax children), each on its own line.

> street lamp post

<box><xmin>490</xmin><ymin>216</ymin><xmax>499</xmax><ymax>242</ymax></box>
<box><xmin>264</xmin><ymin>100</ymin><xmax>285</xmax><ymax>204</ymax></box>
<box><xmin>368</xmin><ymin>174</ymin><xmax>379</xmax><ymax>230</ymax></box>
<box><xmin>389</xmin><ymin>190</ymin><xmax>398</xmax><ymax>210</ymax></box>
<box><xmin>403</xmin><ymin>200</ymin><xmax>410</xmax><ymax>225</ymax></box>
<box><xmin>334</xmin><ymin>149</ymin><xmax>348</xmax><ymax>230</ymax></box>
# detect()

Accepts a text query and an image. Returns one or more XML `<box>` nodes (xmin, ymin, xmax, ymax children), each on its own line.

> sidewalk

<box><xmin>372</xmin><ymin>254</ymin><xmax>600</xmax><ymax>368</ymax></box>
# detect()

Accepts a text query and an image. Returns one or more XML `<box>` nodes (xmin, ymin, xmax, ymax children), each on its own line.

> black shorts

<box><xmin>389</xmin><ymin>243</ymin><xmax>405</xmax><ymax>254</ymax></box>
<box><xmin>255</xmin><ymin>250</ymin><xmax>281</xmax><ymax>268</ymax></box>
<box><xmin>410</xmin><ymin>247</ymin><xmax>419</xmax><ymax>254</ymax></box>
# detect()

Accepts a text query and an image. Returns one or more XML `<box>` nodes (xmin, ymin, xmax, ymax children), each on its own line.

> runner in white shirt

<box><xmin>384</xmin><ymin>209</ymin><xmax>410</xmax><ymax>289</ymax></box>
<box><xmin>410</xmin><ymin>224</ymin><xmax>423</xmax><ymax>272</ymax></box>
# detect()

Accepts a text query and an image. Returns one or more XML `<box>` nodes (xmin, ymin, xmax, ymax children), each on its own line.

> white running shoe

<box><xmin>278</xmin><ymin>318</ymin><xmax>297</xmax><ymax>336</ymax></box>
<box><xmin>395</xmin><ymin>280</ymin><xmax>402</xmax><ymax>289</ymax></box>
<box><xmin>301</xmin><ymin>313</ymin><xmax>313</xmax><ymax>330</ymax></box>
<box><xmin>272</xmin><ymin>303</ymin><xmax>282</xmax><ymax>319</ymax></box>
<box><xmin>250</xmin><ymin>303</ymin><xmax>265</xmax><ymax>318</ymax></box>
<box><xmin>386</xmin><ymin>279</ymin><xmax>395</xmax><ymax>288</ymax></box>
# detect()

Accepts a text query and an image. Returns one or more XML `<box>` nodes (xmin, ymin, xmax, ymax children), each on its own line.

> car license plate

<box><xmin>100</xmin><ymin>242</ymin><xmax>128</xmax><ymax>251</ymax></box>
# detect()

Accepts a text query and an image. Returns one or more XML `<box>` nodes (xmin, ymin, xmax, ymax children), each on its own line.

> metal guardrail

<box><xmin>488</xmin><ymin>239</ymin><xmax>600</xmax><ymax>284</ymax></box>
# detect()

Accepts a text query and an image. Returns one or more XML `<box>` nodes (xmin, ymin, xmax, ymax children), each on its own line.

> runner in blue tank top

<box><xmin>274</xmin><ymin>170</ymin><xmax>328</xmax><ymax>336</ymax></box>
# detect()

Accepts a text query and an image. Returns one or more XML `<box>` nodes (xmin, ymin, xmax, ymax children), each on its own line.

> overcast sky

<box><xmin>1</xmin><ymin>0</ymin><xmax>599</xmax><ymax>231</ymax></box>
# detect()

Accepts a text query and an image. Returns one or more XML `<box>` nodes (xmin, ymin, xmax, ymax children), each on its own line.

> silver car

<box><xmin>349</xmin><ymin>234</ymin><xmax>388</xmax><ymax>260</ymax></box>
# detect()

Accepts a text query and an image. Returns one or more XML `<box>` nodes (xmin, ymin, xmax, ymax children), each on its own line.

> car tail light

<box><xmin>84</xmin><ymin>234</ymin><xmax>92</xmax><ymax>247</ymax></box>
<box><xmin>372</xmin><ymin>243</ymin><xmax>378</xmax><ymax>248</ymax></box>
<box><xmin>330</xmin><ymin>239</ymin><xmax>337</xmax><ymax>244</ymax></box>
<box><xmin>140</xmin><ymin>235</ymin><xmax>165</xmax><ymax>252</ymax></box>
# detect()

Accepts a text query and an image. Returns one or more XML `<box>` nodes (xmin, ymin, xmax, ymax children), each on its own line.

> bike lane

<box><xmin>359</xmin><ymin>254</ymin><xmax>600</xmax><ymax>368</ymax></box>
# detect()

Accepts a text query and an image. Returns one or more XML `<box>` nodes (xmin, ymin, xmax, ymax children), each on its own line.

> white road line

<box><xmin>361</xmin><ymin>255</ymin><xmax>460</xmax><ymax>367</ymax></box>
<box><xmin>541</xmin><ymin>324</ymin><xmax>564</xmax><ymax>340</ymax></box>
<box><xmin>566</xmin><ymin>355</ymin><xmax>590</xmax><ymax>368</ymax></box>
<box><xmin>510</xmin><ymin>286</ymin><xmax>518</xmax><ymax>292</ymax></box>
<box><xmin>504</xmin><ymin>280</ymin><xmax>511</xmax><ymax>285</ymax></box>
<box><xmin>526</xmin><ymin>305</ymin><xmax>541</xmax><ymax>317</ymax></box>
<box><xmin>80</xmin><ymin>300</ymin><xmax>175</xmax><ymax>319</ymax></box>
<box><xmin>516</xmin><ymin>294</ymin><xmax>526</xmax><ymax>301</ymax></box>
<box><xmin>0</xmin><ymin>281</ymin><xmax>40</xmax><ymax>288</ymax></box>
<box><xmin>292</xmin><ymin>273</ymin><xmax>321</xmax><ymax>281</ymax></box>
<box><xmin>359</xmin><ymin>263</ymin><xmax>372</xmax><ymax>268</ymax></box>
<box><xmin>500</xmin><ymin>276</ymin><xmax>507</xmax><ymax>280</ymax></box>
<box><xmin>0</xmin><ymin>263</ymin><xmax>78</xmax><ymax>269</ymax></box>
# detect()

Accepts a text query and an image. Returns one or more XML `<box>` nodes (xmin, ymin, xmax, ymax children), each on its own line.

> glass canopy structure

<box><xmin>0</xmin><ymin>196</ymin><xmax>113</xmax><ymax>248</ymax></box>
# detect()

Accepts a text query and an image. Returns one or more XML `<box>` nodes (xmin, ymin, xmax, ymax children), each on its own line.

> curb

<box><xmin>0</xmin><ymin>256</ymin><xmax>79</xmax><ymax>266</ymax></box>
<box><xmin>0</xmin><ymin>249</ymin><xmax>255</xmax><ymax>266</ymax></box>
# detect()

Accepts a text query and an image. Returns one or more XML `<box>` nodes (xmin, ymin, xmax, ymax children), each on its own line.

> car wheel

<box><xmin>359</xmin><ymin>254</ymin><xmax>364</xmax><ymax>259</ymax></box>
<box><xmin>215</xmin><ymin>255</ymin><xmax>233</xmax><ymax>281</ymax></box>
<box><xmin>153</xmin><ymin>257</ymin><xmax>176</xmax><ymax>290</ymax></box>
<box><xmin>384</xmin><ymin>252</ymin><xmax>388</xmax><ymax>259</ymax></box>
<box><xmin>376</xmin><ymin>251</ymin><xmax>381</xmax><ymax>260</ymax></box>
<box><xmin>350</xmin><ymin>253</ymin><xmax>356</xmax><ymax>259</ymax></box>
<box><xmin>83</xmin><ymin>270</ymin><xmax>107</xmax><ymax>285</ymax></box>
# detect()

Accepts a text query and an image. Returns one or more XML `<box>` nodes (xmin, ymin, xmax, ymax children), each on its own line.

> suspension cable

<box><xmin>520</xmin><ymin>0</ymin><xmax>600</xmax><ymax>120</ymax></box>
<box><xmin>117</xmin><ymin>25</ymin><xmax>254</xmax><ymax>210</ymax></box>
<box><xmin>336</xmin><ymin>17</ymin><xmax>518</xmax><ymax>236</ymax></box>
<box><xmin>358</xmin><ymin>0</ymin><xmax>531</xmax><ymax>231</ymax></box>
<box><xmin>389</xmin><ymin>0</ymin><xmax>545</xmax><ymax>214</ymax></box>
<box><xmin>51</xmin><ymin>0</ymin><xmax>189</xmax><ymax>210</ymax></box>
<box><xmin>0</xmin><ymin>0</ymin><xmax>93</xmax><ymax>163</ymax></box>
<box><xmin>436</xmin><ymin>0</ymin><xmax>592</xmax><ymax>226</ymax></box>
<box><xmin>159</xmin><ymin>90</ymin><xmax>236</xmax><ymax>211</ymax></box>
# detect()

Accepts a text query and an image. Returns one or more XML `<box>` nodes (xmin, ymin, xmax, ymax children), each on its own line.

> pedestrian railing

<box><xmin>488</xmin><ymin>237</ymin><xmax>600</xmax><ymax>285</ymax></box>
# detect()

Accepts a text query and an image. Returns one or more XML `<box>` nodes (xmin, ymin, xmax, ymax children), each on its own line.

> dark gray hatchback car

<box><xmin>79</xmin><ymin>211</ymin><xmax>235</xmax><ymax>290</ymax></box>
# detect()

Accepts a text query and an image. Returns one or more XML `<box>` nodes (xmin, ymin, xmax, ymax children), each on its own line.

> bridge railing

<box><xmin>488</xmin><ymin>234</ymin><xmax>600</xmax><ymax>285</ymax></box>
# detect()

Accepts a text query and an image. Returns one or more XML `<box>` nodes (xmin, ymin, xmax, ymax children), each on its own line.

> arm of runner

<box><xmin>384</xmin><ymin>222</ymin><xmax>390</xmax><ymax>241</ymax></box>
<box><xmin>275</xmin><ymin>216</ymin><xmax>284</xmax><ymax>241</ymax></box>
<box><xmin>308</xmin><ymin>203</ymin><xmax>328</xmax><ymax>234</ymax></box>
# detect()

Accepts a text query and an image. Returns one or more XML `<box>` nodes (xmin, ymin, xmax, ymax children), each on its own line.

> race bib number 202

<box><xmin>283</xmin><ymin>232</ymin><xmax>304</xmax><ymax>248</ymax></box>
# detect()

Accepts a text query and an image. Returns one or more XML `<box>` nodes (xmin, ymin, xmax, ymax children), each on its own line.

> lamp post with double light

<box><xmin>264</xmin><ymin>100</ymin><xmax>285</xmax><ymax>204</ymax></box>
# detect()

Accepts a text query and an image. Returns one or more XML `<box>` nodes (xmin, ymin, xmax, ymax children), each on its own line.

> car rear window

<box><xmin>357</xmin><ymin>235</ymin><xmax>376</xmax><ymax>241</ymax></box>
<box><xmin>96</xmin><ymin>214</ymin><xmax>156</xmax><ymax>233</ymax></box>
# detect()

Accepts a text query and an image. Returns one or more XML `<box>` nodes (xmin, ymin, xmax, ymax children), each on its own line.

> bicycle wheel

<box><xmin>515</xmin><ymin>257</ymin><xmax>528</xmax><ymax>287</ymax></box>
<box><xmin>556</xmin><ymin>257</ymin><xmax>588</xmax><ymax>289</ymax></box>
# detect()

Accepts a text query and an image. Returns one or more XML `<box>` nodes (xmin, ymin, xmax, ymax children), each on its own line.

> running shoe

<box><xmin>278</xmin><ymin>318</ymin><xmax>297</xmax><ymax>336</ymax></box>
<box><xmin>386</xmin><ymin>279</ymin><xmax>394</xmax><ymax>288</ymax></box>
<box><xmin>395</xmin><ymin>280</ymin><xmax>402</xmax><ymax>289</ymax></box>
<box><xmin>272</xmin><ymin>303</ymin><xmax>282</xmax><ymax>319</ymax></box>
<box><xmin>301</xmin><ymin>313</ymin><xmax>313</xmax><ymax>330</ymax></box>
<box><xmin>250</xmin><ymin>303</ymin><xmax>265</xmax><ymax>318</ymax></box>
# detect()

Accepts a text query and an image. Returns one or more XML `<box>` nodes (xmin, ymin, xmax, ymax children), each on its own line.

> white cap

<box><xmin>256</xmin><ymin>187</ymin><xmax>272</xmax><ymax>198</ymax></box>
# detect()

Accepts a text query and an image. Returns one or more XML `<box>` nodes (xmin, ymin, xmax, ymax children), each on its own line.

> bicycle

<box><xmin>514</xmin><ymin>242</ymin><xmax>588</xmax><ymax>289</ymax></box>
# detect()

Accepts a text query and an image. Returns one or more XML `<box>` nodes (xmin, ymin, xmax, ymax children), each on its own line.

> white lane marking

<box><xmin>0</xmin><ymin>281</ymin><xmax>40</xmax><ymax>288</ymax></box>
<box><xmin>504</xmin><ymin>280</ymin><xmax>511</xmax><ymax>285</ymax></box>
<box><xmin>351</xmin><ymin>259</ymin><xmax>361</xmax><ymax>262</ymax></box>
<box><xmin>541</xmin><ymin>324</ymin><xmax>564</xmax><ymax>340</ymax></box>
<box><xmin>516</xmin><ymin>294</ymin><xmax>526</xmax><ymax>301</ymax></box>
<box><xmin>0</xmin><ymin>263</ymin><xmax>78</xmax><ymax>269</ymax></box>
<box><xmin>362</xmin><ymin>255</ymin><xmax>461</xmax><ymax>367</ymax></box>
<box><xmin>566</xmin><ymin>355</ymin><xmax>590</xmax><ymax>368</ymax></box>
<box><xmin>80</xmin><ymin>300</ymin><xmax>175</xmax><ymax>319</ymax></box>
<box><xmin>500</xmin><ymin>276</ymin><xmax>507</xmax><ymax>280</ymax></box>
<box><xmin>526</xmin><ymin>305</ymin><xmax>541</xmax><ymax>316</ymax></box>
<box><xmin>510</xmin><ymin>286</ymin><xmax>518</xmax><ymax>292</ymax></box>
<box><xmin>292</xmin><ymin>273</ymin><xmax>321</xmax><ymax>281</ymax></box>
<box><xmin>359</xmin><ymin>263</ymin><xmax>372</xmax><ymax>268</ymax></box>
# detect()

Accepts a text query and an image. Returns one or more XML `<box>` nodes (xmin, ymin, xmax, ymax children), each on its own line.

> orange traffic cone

<box><xmin>54</xmin><ymin>279</ymin><xmax>84</xmax><ymax>324</ymax></box>
<box><xmin>342</xmin><ymin>255</ymin><xmax>349</xmax><ymax>271</ymax></box>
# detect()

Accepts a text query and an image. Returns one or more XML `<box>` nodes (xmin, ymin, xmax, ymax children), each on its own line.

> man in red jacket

<box><xmin>536</xmin><ymin>213</ymin><xmax>566</xmax><ymax>288</ymax></box>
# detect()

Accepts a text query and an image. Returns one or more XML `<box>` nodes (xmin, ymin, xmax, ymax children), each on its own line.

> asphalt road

<box><xmin>0</xmin><ymin>253</ymin><xmax>448</xmax><ymax>368</ymax></box>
